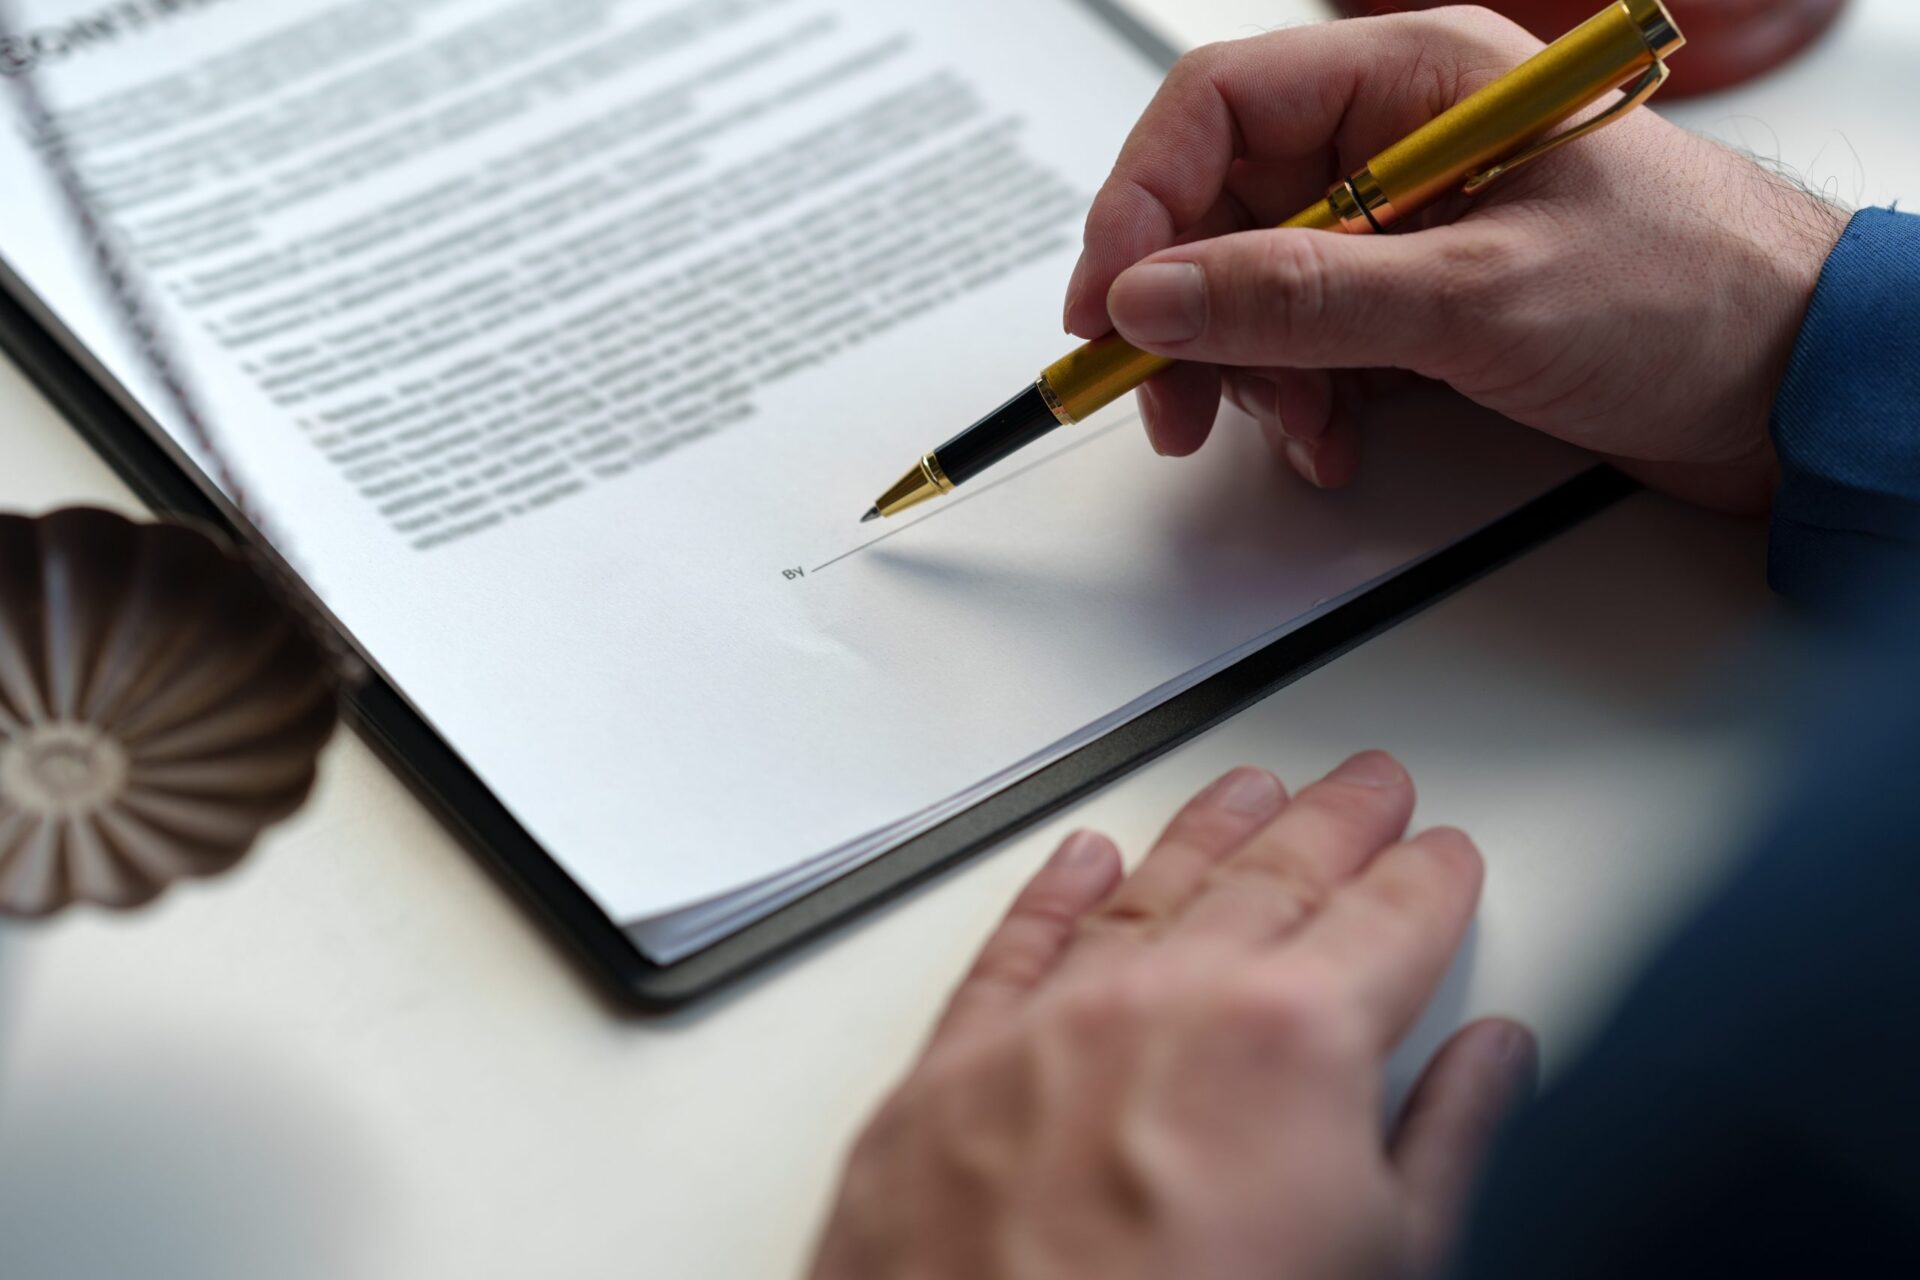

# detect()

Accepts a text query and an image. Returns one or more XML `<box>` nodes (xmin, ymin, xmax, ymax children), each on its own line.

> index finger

<box><xmin>928</xmin><ymin>830</ymin><xmax>1123</xmax><ymax>1049</ymax></box>
<box><xmin>1063</xmin><ymin>10</ymin><xmax>1532</xmax><ymax>337</ymax></box>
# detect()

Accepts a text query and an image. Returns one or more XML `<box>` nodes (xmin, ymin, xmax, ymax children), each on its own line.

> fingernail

<box><xmin>1487</xmin><ymin>1023</ymin><xmax>1541</xmax><ymax>1093</ymax></box>
<box><xmin>1062</xmin><ymin>257</ymin><xmax>1089</xmax><ymax>332</ymax></box>
<box><xmin>1207</xmin><ymin>767</ymin><xmax>1283</xmax><ymax>816</ymax></box>
<box><xmin>1052</xmin><ymin>829</ymin><xmax>1109</xmax><ymax>869</ymax></box>
<box><xmin>1285</xmin><ymin>406</ymin><xmax>1329</xmax><ymax>443</ymax></box>
<box><xmin>1108</xmin><ymin>262</ymin><xmax>1206</xmax><ymax>344</ymax></box>
<box><xmin>1285</xmin><ymin>439</ymin><xmax>1322</xmax><ymax>486</ymax></box>
<box><xmin>1138</xmin><ymin>385</ymin><xmax>1170</xmax><ymax>456</ymax></box>
<box><xmin>1333</xmin><ymin>750</ymin><xmax>1405</xmax><ymax>789</ymax></box>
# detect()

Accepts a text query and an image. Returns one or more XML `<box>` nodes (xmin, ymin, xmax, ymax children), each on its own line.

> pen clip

<box><xmin>1462</xmin><ymin>60</ymin><xmax>1670</xmax><ymax>196</ymax></box>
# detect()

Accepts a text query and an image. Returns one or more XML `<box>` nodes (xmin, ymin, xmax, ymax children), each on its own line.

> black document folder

<box><xmin>0</xmin><ymin>0</ymin><xmax>1629</xmax><ymax>1007</ymax></box>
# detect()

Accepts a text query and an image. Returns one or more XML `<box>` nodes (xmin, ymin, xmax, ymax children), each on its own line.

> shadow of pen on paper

<box><xmin>0</xmin><ymin>1018</ymin><xmax>393</xmax><ymax>1280</ymax></box>
<box><xmin>857</xmin><ymin>540</ymin><xmax>1231</xmax><ymax>666</ymax></box>
<box><xmin>1155</xmin><ymin>388</ymin><xmax>1530</xmax><ymax>587</ymax></box>
<box><xmin>1159</xmin><ymin>383</ymin><xmax>1781</xmax><ymax>725</ymax></box>
<box><xmin>856</xmin><ymin>543</ymin><xmax>1069</xmax><ymax>592</ymax></box>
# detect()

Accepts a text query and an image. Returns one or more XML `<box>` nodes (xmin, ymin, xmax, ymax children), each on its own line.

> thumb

<box><xmin>1391</xmin><ymin>1017</ymin><xmax>1539</xmax><ymax>1270</ymax></box>
<box><xmin>1105</xmin><ymin>223</ymin><xmax>1510</xmax><ymax>375</ymax></box>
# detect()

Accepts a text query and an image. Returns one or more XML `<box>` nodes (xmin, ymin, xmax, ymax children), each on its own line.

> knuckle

<box><xmin>1081</xmin><ymin>866</ymin><xmax>1183</xmax><ymax>939</ymax></box>
<box><xmin>1202</xmin><ymin>858</ymin><xmax>1325</xmax><ymax>927</ymax></box>
<box><xmin>1085</xmin><ymin>174</ymin><xmax>1151</xmax><ymax>241</ymax></box>
<box><xmin>1168</xmin><ymin>41</ymin><xmax>1229</xmax><ymax>89</ymax></box>
<box><xmin>1215</xmin><ymin>971</ymin><xmax>1362</xmax><ymax>1058</ymax></box>
<box><xmin>1011</xmin><ymin>891</ymin><xmax>1091</xmax><ymax>937</ymax></box>
<box><xmin>1363</xmin><ymin>863</ymin><xmax>1441</xmax><ymax>923</ymax></box>
<box><xmin>1249</xmin><ymin>232</ymin><xmax>1332</xmax><ymax>352</ymax></box>
<box><xmin>1396</xmin><ymin>9</ymin><xmax>1539</xmax><ymax>104</ymax></box>
<box><xmin>1311</xmin><ymin>777</ymin><xmax>1407</xmax><ymax>830</ymax></box>
<box><xmin>1418</xmin><ymin>5</ymin><xmax>1532</xmax><ymax>51</ymax></box>
<box><xmin>1053</xmin><ymin>966</ymin><xmax>1160</xmax><ymax>1037</ymax></box>
<box><xmin>1168</xmin><ymin>807</ymin><xmax>1254</xmax><ymax>856</ymax></box>
<box><xmin>1408</xmin><ymin>235</ymin><xmax>1526</xmax><ymax>375</ymax></box>
<box><xmin>1430</xmin><ymin>5</ymin><xmax>1512</xmax><ymax>36</ymax></box>
<box><xmin>1430</xmin><ymin>233</ymin><xmax>1513</xmax><ymax>323</ymax></box>
<box><xmin>1082</xmin><ymin>895</ymin><xmax>1163</xmax><ymax>937</ymax></box>
<box><xmin>966</xmin><ymin>944</ymin><xmax>1051</xmax><ymax>994</ymax></box>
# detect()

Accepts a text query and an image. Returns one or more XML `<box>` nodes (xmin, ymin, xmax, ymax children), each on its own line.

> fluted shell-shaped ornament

<box><xmin>0</xmin><ymin>507</ymin><xmax>338</xmax><ymax>917</ymax></box>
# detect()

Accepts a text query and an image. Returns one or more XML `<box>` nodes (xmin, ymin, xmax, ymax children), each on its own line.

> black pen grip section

<box><xmin>934</xmin><ymin>383</ymin><xmax>1061</xmax><ymax>486</ymax></box>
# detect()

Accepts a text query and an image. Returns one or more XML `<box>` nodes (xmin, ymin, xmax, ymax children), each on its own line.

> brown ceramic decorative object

<box><xmin>0</xmin><ymin>507</ymin><xmax>338</xmax><ymax>917</ymax></box>
<box><xmin>1329</xmin><ymin>0</ymin><xmax>1848</xmax><ymax>98</ymax></box>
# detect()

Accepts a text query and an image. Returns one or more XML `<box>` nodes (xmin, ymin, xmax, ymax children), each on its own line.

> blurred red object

<box><xmin>1329</xmin><ymin>0</ymin><xmax>1848</xmax><ymax>97</ymax></box>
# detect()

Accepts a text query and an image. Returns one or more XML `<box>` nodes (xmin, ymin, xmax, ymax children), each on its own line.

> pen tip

<box><xmin>859</xmin><ymin>507</ymin><xmax>879</xmax><ymax>524</ymax></box>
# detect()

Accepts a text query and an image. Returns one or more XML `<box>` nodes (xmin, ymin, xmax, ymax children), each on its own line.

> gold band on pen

<box><xmin>1328</xmin><ymin>168</ymin><xmax>1395</xmax><ymax>235</ymax></box>
<box><xmin>869</xmin><ymin>450</ymin><xmax>955</xmax><ymax>518</ymax></box>
<box><xmin>1036</xmin><ymin>373</ymin><xmax>1075</xmax><ymax>427</ymax></box>
<box><xmin>917</xmin><ymin>452</ymin><xmax>953</xmax><ymax>495</ymax></box>
<box><xmin>1628</xmin><ymin>0</ymin><xmax>1682</xmax><ymax>57</ymax></box>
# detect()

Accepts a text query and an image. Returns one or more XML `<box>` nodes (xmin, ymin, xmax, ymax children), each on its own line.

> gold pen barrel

<box><xmin>1364</xmin><ymin>0</ymin><xmax>1682</xmax><ymax>222</ymax></box>
<box><xmin>1038</xmin><ymin>338</ymin><xmax>1166</xmax><ymax>427</ymax></box>
<box><xmin>1039</xmin><ymin>202</ymin><xmax>1340</xmax><ymax>424</ymax></box>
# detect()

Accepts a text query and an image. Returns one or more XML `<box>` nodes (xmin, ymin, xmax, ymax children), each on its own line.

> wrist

<box><xmin>1735</xmin><ymin>159</ymin><xmax>1850</xmax><ymax>472</ymax></box>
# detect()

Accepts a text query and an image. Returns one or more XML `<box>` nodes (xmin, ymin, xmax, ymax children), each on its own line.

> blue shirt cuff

<box><xmin>1768</xmin><ymin>206</ymin><xmax>1920</xmax><ymax>608</ymax></box>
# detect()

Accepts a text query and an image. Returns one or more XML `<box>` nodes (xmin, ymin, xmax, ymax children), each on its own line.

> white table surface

<box><xmin>1</xmin><ymin>3</ymin><xmax>1914</xmax><ymax>1278</ymax></box>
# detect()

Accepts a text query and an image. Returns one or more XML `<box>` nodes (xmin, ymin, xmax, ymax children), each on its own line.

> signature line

<box><xmin>810</xmin><ymin>414</ymin><xmax>1138</xmax><ymax>574</ymax></box>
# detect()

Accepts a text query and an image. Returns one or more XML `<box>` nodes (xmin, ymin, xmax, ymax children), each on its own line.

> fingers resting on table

<box><xmin>934</xmin><ymin>751</ymin><xmax>1489</xmax><ymax>1057</ymax></box>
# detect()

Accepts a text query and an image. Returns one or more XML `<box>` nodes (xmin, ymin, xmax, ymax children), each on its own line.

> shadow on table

<box><xmin>0</xmin><ymin>929</ymin><xmax>13</xmax><ymax>1072</ymax></box>
<box><xmin>0</xmin><ymin>1011</ymin><xmax>392</xmax><ymax>1280</ymax></box>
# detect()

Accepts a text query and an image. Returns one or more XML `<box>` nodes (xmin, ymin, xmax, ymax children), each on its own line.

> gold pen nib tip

<box><xmin>859</xmin><ymin>507</ymin><xmax>880</xmax><ymax>524</ymax></box>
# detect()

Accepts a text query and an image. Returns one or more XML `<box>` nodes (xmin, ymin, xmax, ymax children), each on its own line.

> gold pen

<box><xmin>860</xmin><ymin>0</ymin><xmax>1685</xmax><ymax>523</ymax></box>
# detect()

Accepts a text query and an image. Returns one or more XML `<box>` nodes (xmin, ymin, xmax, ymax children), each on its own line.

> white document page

<box><xmin>1</xmin><ymin>0</ymin><xmax>1589</xmax><ymax>961</ymax></box>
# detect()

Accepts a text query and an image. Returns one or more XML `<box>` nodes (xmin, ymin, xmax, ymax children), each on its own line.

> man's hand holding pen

<box><xmin>1075</xmin><ymin>7</ymin><xmax>1844</xmax><ymax>511</ymax></box>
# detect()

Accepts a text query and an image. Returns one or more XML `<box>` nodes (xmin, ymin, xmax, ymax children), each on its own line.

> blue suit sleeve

<box><xmin>1449</xmin><ymin>589</ymin><xmax>1920</xmax><ymax>1278</ymax></box>
<box><xmin>1768</xmin><ymin>207</ymin><xmax>1920</xmax><ymax>605</ymax></box>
